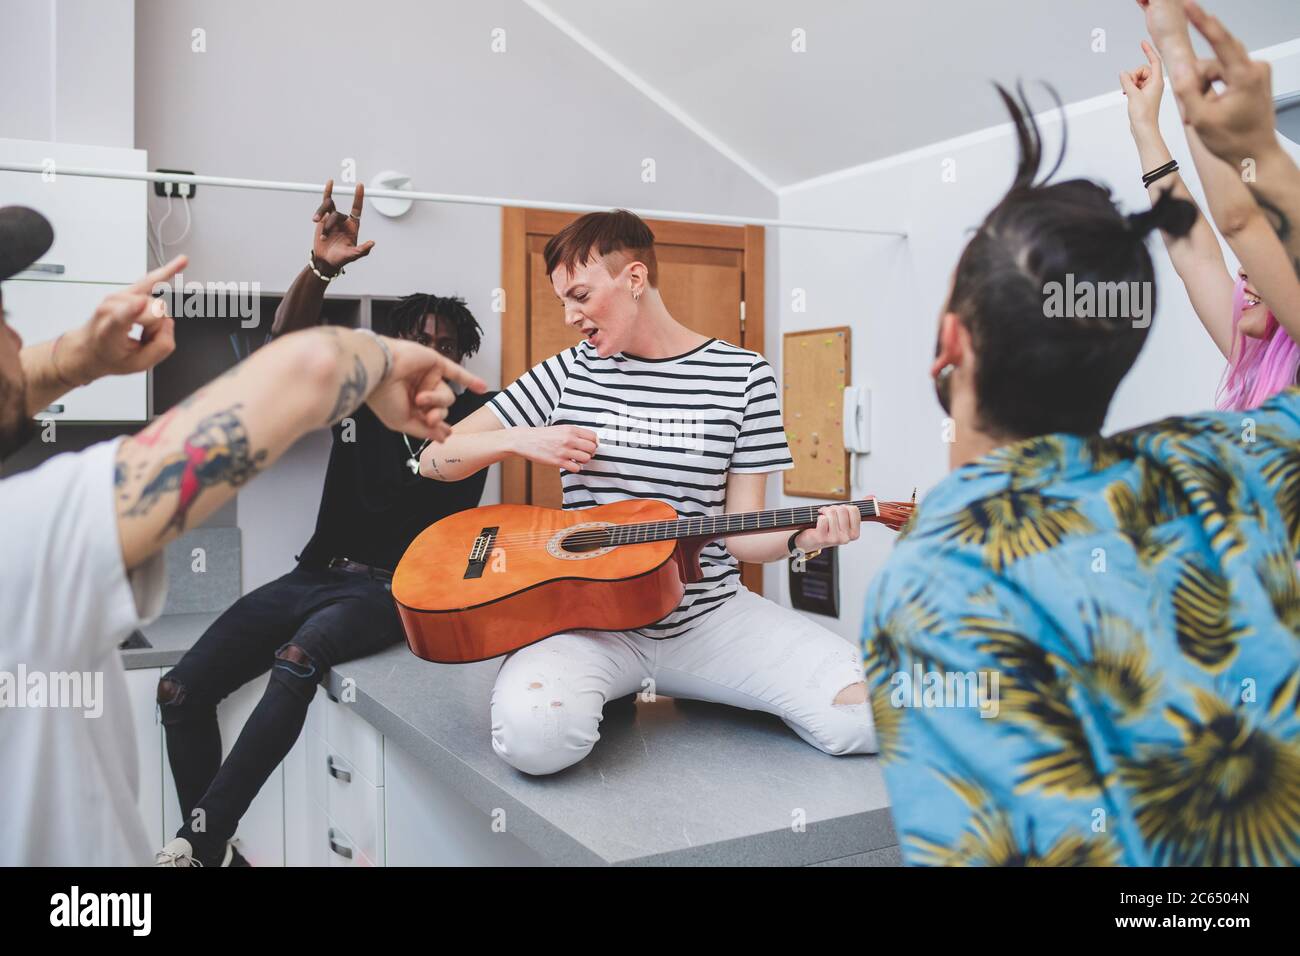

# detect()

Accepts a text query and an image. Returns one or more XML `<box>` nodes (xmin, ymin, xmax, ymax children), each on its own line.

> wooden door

<box><xmin>501</xmin><ymin>208</ymin><xmax>767</xmax><ymax>593</ymax></box>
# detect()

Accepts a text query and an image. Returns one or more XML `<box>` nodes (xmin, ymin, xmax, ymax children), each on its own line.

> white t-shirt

<box><xmin>0</xmin><ymin>437</ymin><xmax>167</xmax><ymax>865</ymax></box>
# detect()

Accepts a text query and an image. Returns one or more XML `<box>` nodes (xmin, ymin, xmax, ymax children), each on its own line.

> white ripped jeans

<box><xmin>490</xmin><ymin>586</ymin><xmax>876</xmax><ymax>775</ymax></box>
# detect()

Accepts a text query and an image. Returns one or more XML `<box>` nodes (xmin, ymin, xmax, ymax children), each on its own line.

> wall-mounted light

<box><xmin>369</xmin><ymin>170</ymin><xmax>415</xmax><ymax>218</ymax></box>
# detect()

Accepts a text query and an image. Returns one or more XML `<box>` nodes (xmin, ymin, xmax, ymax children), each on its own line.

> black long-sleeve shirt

<box><xmin>297</xmin><ymin>389</ymin><xmax>495</xmax><ymax>572</ymax></box>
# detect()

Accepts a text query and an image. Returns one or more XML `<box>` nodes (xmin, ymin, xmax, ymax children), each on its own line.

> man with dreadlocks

<box><xmin>152</xmin><ymin>181</ymin><xmax>495</xmax><ymax>867</ymax></box>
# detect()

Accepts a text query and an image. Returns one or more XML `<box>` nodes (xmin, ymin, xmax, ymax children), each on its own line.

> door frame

<box><xmin>499</xmin><ymin>206</ymin><xmax>766</xmax><ymax>505</ymax></box>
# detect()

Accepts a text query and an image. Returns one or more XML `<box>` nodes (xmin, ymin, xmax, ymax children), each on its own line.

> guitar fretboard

<box><xmin>606</xmin><ymin>500</ymin><xmax>881</xmax><ymax>546</ymax></box>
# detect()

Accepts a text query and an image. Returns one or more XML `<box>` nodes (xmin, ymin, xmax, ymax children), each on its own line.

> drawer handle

<box><xmin>327</xmin><ymin>828</ymin><xmax>353</xmax><ymax>860</ymax></box>
<box><xmin>326</xmin><ymin>755</ymin><xmax>352</xmax><ymax>783</ymax></box>
<box><xmin>41</xmin><ymin>404</ymin><xmax>65</xmax><ymax>415</ymax></box>
<box><xmin>23</xmin><ymin>262</ymin><xmax>65</xmax><ymax>275</ymax></box>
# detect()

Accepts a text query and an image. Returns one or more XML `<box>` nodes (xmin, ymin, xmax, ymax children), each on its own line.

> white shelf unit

<box><xmin>0</xmin><ymin>137</ymin><xmax>149</xmax><ymax>422</ymax></box>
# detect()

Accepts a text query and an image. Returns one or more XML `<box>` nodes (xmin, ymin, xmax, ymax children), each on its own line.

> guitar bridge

<box><xmin>463</xmin><ymin>526</ymin><xmax>499</xmax><ymax>579</ymax></box>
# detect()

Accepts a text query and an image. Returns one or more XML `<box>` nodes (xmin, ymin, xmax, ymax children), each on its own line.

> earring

<box><xmin>934</xmin><ymin>364</ymin><xmax>955</xmax><ymax>415</ymax></box>
<box><xmin>632</xmin><ymin>287</ymin><xmax>641</xmax><ymax>302</ymax></box>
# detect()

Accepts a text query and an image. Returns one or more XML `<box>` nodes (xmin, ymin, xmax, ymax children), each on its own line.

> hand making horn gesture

<box><xmin>311</xmin><ymin>179</ymin><xmax>375</xmax><ymax>275</ymax></box>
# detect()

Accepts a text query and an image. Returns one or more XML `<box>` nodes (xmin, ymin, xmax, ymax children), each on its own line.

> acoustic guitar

<box><xmin>392</xmin><ymin>496</ymin><xmax>914</xmax><ymax>664</ymax></box>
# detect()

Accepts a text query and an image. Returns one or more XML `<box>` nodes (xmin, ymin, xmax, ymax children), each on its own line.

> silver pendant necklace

<box><xmin>402</xmin><ymin>433</ymin><xmax>432</xmax><ymax>475</ymax></box>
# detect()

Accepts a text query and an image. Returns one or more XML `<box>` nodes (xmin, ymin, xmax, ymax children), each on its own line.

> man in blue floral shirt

<box><xmin>863</xmin><ymin>75</ymin><xmax>1300</xmax><ymax>864</ymax></box>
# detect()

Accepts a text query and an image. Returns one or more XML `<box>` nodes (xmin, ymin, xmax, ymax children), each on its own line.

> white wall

<box><xmin>0</xmin><ymin>0</ymin><xmax>135</xmax><ymax>147</ymax></box>
<box><xmin>775</xmin><ymin>40</ymin><xmax>1300</xmax><ymax>642</ymax></box>
<box><xmin>132</xmin><ymin>0</ymin><xmax>778</xmax><ymax>589</ymax></box>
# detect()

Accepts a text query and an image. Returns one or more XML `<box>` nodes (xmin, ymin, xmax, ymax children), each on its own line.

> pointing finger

<box><xmin>127</xmin><ymin>254</ymin><xmax>188</xmax><ymax>295</ymax></box>
<box><xmin>436</xmin><ymin>354</ymin><xmax>487</xmax><ymax>394</ymax></box>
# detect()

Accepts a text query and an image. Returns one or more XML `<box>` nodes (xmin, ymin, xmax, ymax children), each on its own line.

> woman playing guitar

<box><xmin>419</xmin><ymin>210</ymin><xmax>886</xmax><ymax>775</ymax></box>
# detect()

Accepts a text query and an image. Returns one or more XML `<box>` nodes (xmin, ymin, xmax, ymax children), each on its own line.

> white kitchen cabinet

<box><xmin>288</xmin><ymin>688</ymin><xmax>384</xmax><ymax>866</ymax></box>
<box><xmin>124</xmin><ymin>666</ymin><xmax>165</xmax><ymax>849</ymax></box>
<box><xmin>0</xmin><ymin>138</ymin><xmax>148</xmax><ymax>284</ymax></box>
<box><xmin>383</xmin><ymin>738</ymin><xmax>544</xmax><ymax>867</ymax></box>
<box><xmin>135</xmin><ymin>672</ymin><xmax>548</xmax><ymax>866</ymax></box>
<box><xmin>0</xmin><ymin>137</ymin><xmax>149</xmax><ymax>422</ymax></box>
<box><xmin>282</xmin><ymin>691</ymin><xmax>320</xmax><ymax>866</ymax></box>
<box><xmin>2</xmin><ymin>278</ymin><xmax>148</xmax><ymax>421</ymax></box>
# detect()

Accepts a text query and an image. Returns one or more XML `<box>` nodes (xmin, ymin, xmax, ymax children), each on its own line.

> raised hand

<box><xmin>1169</xmin><ymin>0</ymin><xmax>1280</xmax><ymax>169</ymax></box>
<box><xmin>1120</xmin><ymin>41</ymin><xmax>1166</xmax><ymax>134</ymax></box>
<box><xmin>1135</xmin><ymin>0</ymin><xmax>1194</xmax><ymax>62</ymax></box>
<box><xmin>312</xmin><ymin>179</ymin><xmax>375</xmax><ymax>272</ymax></box>
<box><xmin>59</xmin><ymin>255</ymin><xmax>187</xmax><ymax>384</ymax></box>
<box><xmin>366</xmin><ymin>337</ymin><xmax>487</xmax><ymax>442</ymax></box>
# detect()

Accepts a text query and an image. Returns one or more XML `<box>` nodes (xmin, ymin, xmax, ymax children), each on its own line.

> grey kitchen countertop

<box><xmin>123</xmin><ymin>615</ymin><xmax>898</xmax><ymax>866</ymax></box>
<box><xmin>122</xmin><ymin>612</ymin><xmax>222</xmax><ymax>670</ymax></box>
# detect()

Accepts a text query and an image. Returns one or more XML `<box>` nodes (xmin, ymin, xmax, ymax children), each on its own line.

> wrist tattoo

<box><xmin>1255</xmin><ymin>195</ymin><xmax>1300</xmax><ymax>280</ymax></box>
<box><xmin>326</xmin><ymin>354</ymin><xmax>369</xmax><ymax>425</ymax></box>
<box><xmin>356</xmin><ymin>328</ymin><xmax>393</xmax><ymax>381</ymax></box>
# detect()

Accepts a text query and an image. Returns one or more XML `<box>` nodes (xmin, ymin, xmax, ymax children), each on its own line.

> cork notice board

<box><xmin>782</xmin><ymin>326</ymin><xmax>850</xmax><ymax>500</ymax></box>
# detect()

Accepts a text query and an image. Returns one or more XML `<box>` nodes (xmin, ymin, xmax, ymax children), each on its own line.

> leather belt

<box><xmin>327</xmin><ymin>557</ymin><xmax>393</xmax><ymax>582</ymax></box>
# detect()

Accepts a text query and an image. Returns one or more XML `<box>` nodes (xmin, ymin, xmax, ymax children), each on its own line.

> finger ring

<box><xmin>349</xmin><ymin>214</ymin><xmax>361</xmax><ymax>221</ymax></box>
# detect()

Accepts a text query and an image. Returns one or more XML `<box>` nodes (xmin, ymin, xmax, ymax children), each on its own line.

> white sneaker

<box><xmin>154</xmin><ymin>837</ymin><xmax>199</xmax><ymax>867</ymax></box>
<box><xmin>154</xmin><ymin>837</ymin><xmax>248</xmax><ymax>867</ymax></box>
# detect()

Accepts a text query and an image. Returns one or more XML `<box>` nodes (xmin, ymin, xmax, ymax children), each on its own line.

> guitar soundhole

<box><xmin>562</xmin><ymin>529</ymin><xmax>612</xmax><ymax>552</ymax></box>
<box><xmin>547</xmin><ymin>522</ymin><xmax>616</xmax><ymax>560</ymax></box>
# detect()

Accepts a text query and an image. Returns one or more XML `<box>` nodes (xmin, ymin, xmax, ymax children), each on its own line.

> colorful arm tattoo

<box><xmin>123</xmin><ymin>405</ymin><xmax>268</xmax><ymax>536</ymax></box>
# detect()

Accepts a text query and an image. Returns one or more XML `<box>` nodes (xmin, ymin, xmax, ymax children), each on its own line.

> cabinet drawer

<box><xmin>0</xmin><ymin>139</ymin><xmax>147</xmax><ymax>283</ymax></box>
<box><xmin>2</xmin><ymin>278</ymin><xmax>147</xmax><ymax>421</ymax></box>
<box><xmin>325</xmin><ymin>817</ymin><xmax>378</xmax><ymax>868</ymax></box>
<box><xmin>322</xmin><ymin>694</ymin><xmax>383</xmax><ymax>786</ymax></box>
<box><xmin>323</xmin><ymin>748</ymin><xmax>385</xmax><ymax>866</ymax></box>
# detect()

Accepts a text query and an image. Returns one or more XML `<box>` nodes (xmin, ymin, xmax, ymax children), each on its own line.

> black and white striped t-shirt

<box><xmin>487</xmin><ymin>337</ymin><xmax>794</xmax><ymax>638</ymax></box>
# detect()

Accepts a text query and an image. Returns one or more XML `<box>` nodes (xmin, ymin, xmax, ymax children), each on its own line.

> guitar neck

<box><xmin>605</xmin><ymin>500</ymin><xmax>882</xmax><ymax>546</ymax></box>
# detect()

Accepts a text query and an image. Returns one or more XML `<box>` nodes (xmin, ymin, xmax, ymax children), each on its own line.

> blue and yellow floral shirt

<box><xmin>861</xmin><ymin>389</ymin><xmax>1300</xmax><ymax>866</ymax></box>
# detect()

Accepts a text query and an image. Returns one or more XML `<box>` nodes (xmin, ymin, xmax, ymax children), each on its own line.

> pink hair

<box><xmin>1216</xmin><ymin>275</ymin><xmax>1300</xmax><ymax>411</ymax></box>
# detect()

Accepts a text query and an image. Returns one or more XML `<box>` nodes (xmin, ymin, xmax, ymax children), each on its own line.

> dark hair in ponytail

<box><xmin>946</xmin><ymin>83</ymin><xmax>1197</xmax><ymax>438</ymax></box>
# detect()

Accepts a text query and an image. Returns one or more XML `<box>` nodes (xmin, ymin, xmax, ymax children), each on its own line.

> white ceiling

<box><xmin>525</xmin><ymin>0</ymin><xmax>1300</xmax><ymax>191</ymax></box>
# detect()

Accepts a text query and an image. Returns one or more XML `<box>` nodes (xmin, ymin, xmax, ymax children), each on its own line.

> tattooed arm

<box><xmin>1247</xmin><ymin>152</ymin><xmax>1300</xmax><ymax>281</ymax></box>
<box><xmin>418</xmin><ymin>404</ymin><xmax>599</xmax><ymax>481</ymax></box>
<box><xmin>114</xmin><ymin>326</ymin><xmax>485</xmax><ymax>570</ymax></box>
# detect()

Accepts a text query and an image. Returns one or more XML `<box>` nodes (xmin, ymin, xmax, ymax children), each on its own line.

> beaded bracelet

<box><xmin>308</xmin><ymin>252</ymin><xmax>343</xmax><ymax>283</ymax></box>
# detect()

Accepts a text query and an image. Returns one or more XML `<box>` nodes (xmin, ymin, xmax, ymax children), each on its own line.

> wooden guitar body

<box><xmin>393</xmin><ymin>500</ymin><xmax>685</xmax><ymax>664</ymax></box>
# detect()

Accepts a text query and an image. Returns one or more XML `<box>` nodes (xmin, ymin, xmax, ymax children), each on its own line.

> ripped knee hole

<box><xmin>274</xmin><ymin>643</ymin><xmax>319</xmax><ymax>679</ymax></box>
<box><xmin>156</xmin><ymin>677</ymin><xmax>186</xmax><ymax>706</ymax></box>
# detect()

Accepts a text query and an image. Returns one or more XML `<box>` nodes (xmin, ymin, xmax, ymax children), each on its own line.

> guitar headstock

<box><xmin>868</xmin><ymin>492</ymin><xmax>916</xmax><ymax>533</ymax></box>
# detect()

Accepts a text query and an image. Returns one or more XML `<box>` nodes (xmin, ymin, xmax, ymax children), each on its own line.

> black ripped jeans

<box><xmin>158</xmin><ymin>565</ymin><xmax>404</xmax><ymax>865</ymax></box>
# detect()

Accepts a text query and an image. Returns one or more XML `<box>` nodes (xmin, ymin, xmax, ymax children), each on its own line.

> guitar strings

<box><xmin>475</xmin><ymin>502</ymin><xmax>913</xmax><ymax>549</ymax></box>
<box><xmin>482</xmin><ymin>504</ymin><xmax>901</xmax><ymax>546</ymax></box>
<box><xmin>480</xmin><ymin>502</ymin><xmax>914</xmax><ymax>547</ymax></box>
